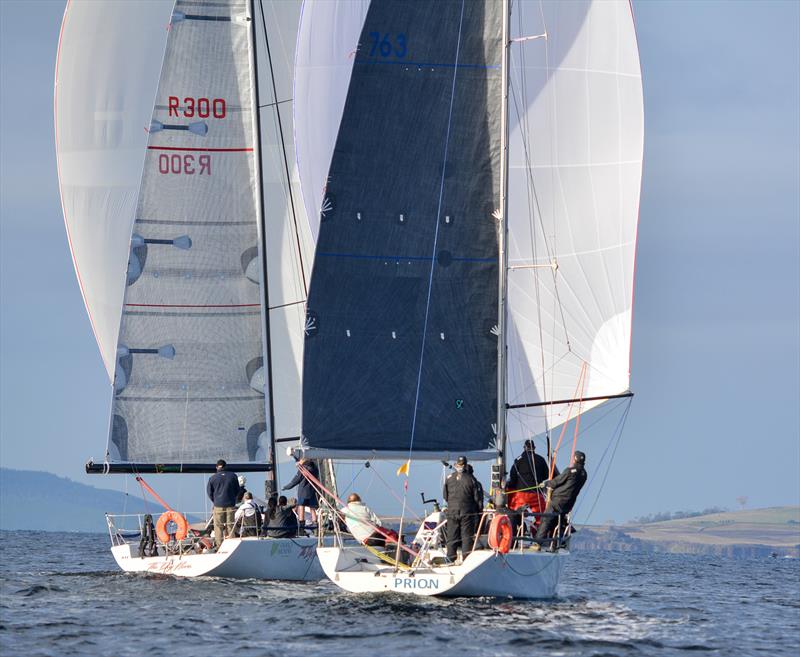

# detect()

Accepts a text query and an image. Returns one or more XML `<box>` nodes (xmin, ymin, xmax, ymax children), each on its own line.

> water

<box><xmin>1</xmin><ymin>531</ymin><xmax>798</xmax><ymax>657</ymax></box>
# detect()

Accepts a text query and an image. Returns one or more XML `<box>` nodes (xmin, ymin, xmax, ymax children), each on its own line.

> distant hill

<box><xmin>574</xmin><ymin>506</ymin><xmax>800</xmax><ymax>558</ymax></box>
<box><xmin>0</xmin><ymin>468</ymin><xmax>149</xmax><ymax>533</ymax></box>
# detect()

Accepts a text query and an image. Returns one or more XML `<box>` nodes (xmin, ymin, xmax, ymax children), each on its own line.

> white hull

<box><xmin>317</xmin><ymin>546</ymin><xmax>566</xmax><ymax>598</ymax></box>
<box><xmin>112</xmin><ymin>536</ymin><xmax>323</xmax><ymax>580</ymax></box>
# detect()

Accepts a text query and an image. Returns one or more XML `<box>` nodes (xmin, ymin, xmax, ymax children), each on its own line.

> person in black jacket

<box><xmin>266</xmin><ymin>495</ymin><xmax>299</xmax><ymax>538</ymax></box>
<box><xmin>534</xmin><ymin>451</ymin><xmax>588</xmax><ymax>551</ymax></box>
<box><xmin>283</xmin><ymin>458</ymin><xmax>319</xmax><ymax>530</ymax></box>
<box><xmin>207</xmin><ymin>459</ymin><xmax>241</xmax><ymax>547</ymax></box>
<box><xmin>443</xmin><ymin>456</ymin><xmax>483</xmax><ymax>562</ymax></box>
<box><xmin>508</xmin><ymin>440</ymin><xmax>558</xmax><ymax>500</ymax></box>
<box><xmin>507</xmin><ymin>440</ymin><xmax>559</xmax><ymax>536</ymax></box>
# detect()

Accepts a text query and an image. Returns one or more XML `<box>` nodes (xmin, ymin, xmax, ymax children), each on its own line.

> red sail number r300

<box><xmin>168</xmin><ymin>96</ymin><xmax>226</xmax><ymax>119</ymax></box>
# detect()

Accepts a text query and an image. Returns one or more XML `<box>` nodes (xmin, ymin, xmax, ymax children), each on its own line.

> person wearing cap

<box><xmin>207</xmin><ymin>459</ymin><xmax>242</xmax><ymax>547</ymax></box>
<box><xmin>507</xmin><ymin>439</ymin><xmax>558</xmax><ymax>515</ymax></box>
<box><xmin>533</xmin><ymin>451</ymin><xmax>588</xmax><ymax>551</ymax></box>
<box><xmin>236</xmin><ymin>475</ymin><xmax>248</xmax><ymax>504</ymax></box>
<box><xmin>443</xmin><ymin>456</ymin><xmax>483</xmax><ymax>563</ymax></box>
<box><xmin>235</xmin><ymin>475</ymin><xmax>266</xmax><ymax>509</ymax></box>
<box><xmin>282</xmin><ymin>457</ymin><xmax>320</xmax><ymax>530</ymax></box>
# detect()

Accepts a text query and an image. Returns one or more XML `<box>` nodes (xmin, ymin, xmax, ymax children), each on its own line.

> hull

<box><xmin>112</xmin><ymin>536</ymin><xmax>323</xmax><ymax>580</ymax></box>
<box><xmin>317</xmin><ymin>546</ymin><xmax>566</xmax><ymax>599</ymax></box>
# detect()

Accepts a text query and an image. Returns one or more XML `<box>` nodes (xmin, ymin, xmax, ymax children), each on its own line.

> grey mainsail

<box><xmin>109</xmin><ymin>0</ymin><xmax>268</xmax><ymax>464</ymax></box>
<box><xmin>302</xmin><ymin>0</ymin><xmax>503</xmax><ymax>456</ymax></box>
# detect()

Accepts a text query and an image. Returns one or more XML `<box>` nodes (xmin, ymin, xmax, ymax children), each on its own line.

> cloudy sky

<box><xmin>1</xmin><ymin>0</ymin><xmax>797</xmax><ymax>523</ymax></box>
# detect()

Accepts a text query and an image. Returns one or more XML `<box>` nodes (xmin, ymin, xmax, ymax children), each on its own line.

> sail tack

<box><xmin>300</xmin><ymin>0</ymin><xmax>504</xmax><ymax>456</ymax></box>
<box><xmin>108</xmin><ymin>0</ymin><xmax>268</xmax><ymax>463</ymax></box>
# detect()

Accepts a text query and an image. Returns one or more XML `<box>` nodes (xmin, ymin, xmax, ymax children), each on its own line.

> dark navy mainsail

<box><xmin>302</xmin><ymin>0</ymin><xmax>503</xmax><ymax>455</ymax></box>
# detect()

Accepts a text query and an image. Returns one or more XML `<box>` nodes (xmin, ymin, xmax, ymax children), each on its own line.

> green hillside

<box><xmin>574</xmin><ymin>506</ymin><xmax>800</xmax><ymax>558</ymax></box>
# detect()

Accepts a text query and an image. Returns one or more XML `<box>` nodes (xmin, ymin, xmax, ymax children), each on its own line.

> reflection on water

<box><xmin>1</xmin><ymin>531</ymin><xmax>798</xmax><ymax>657</ymax></box>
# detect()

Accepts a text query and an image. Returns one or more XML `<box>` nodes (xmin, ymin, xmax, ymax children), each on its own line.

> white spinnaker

<box><xmin>55</xmin><ymin>0</ymin><xmax>174</xmax><ymax>380</ymax></box>
<box><xmin>255</xmin><ymin>0</ymin><xmax>315</xmax><ymax>446</ymax></box>
<box><xmin>293</xmin><ymin>0</ymin><xmax>370</xmax><ymax>239</ymax></box>
<box><xmin>506</xmin><ymin>0</ymin><xmax>643</xmax><ymax>438</ymax></box>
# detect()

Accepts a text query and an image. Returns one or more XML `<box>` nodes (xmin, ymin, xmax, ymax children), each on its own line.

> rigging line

<box><xmin>406</xmin><ymin>0</ymin><xmax>467</xmax><ymax>462</ymax></box>
<box><xmin>268</xmin><ymin>299</ymin><xmax>306</xmax><ymax>311</ymax></box>
<box><xmin>574</xmin><ymin>397</ymin><xmax>632</xmax><ymax>522</ymax></box>
<box><xmin>250</xmin><ymin>0</ymin><xmax>279</xmax><ymax>485</ymax></box>
<box><xmin>297</xmin><ymin>464</ymin><xmax>420</xmax><ymax>560</ymax></box>
<box><xmin>258</xmin><ymin>0</ymin><xmax>307</xmax><ymax>294</ymax></box>
<box><xmin>339</xmin><ymin>463</ymin><xmax>366</xmax><ymax>496</ymax></box>
<box><xmin>570</xmin><ymin>362</ymin><xmax>589</xmax><ymax>460</ymax></box>
<box><xmin>548</xmin><ymin>363</ymin><xmax>587</xmax><ymax>477</ymax></box>
<box><xmin>514</xmin><ymin>2</ymin><xmax>572</xmax><ymax>392</ymax></box>
<box><xmin>511</xmin><ymin>396</ymin><xmax>626</xmax><ymax>440</ymax></box>
<box><xmin>510</xmin><ymin>46</ymin><xmax>551</xmax><ymax>440</ymax></box>
<box><xmin>258</xmin><ymin>98</ymin><xmax>291</xmax><ymax>109</ymax></box>
<box><xmin>369</xmin><ymin>465</ymin><xmax>424</xmax><ymax>521</ymax></box>
<box><xmin>399</xmin><ymin>1</ymin><xmax>468</xmax><ymax>554</ymax></box>
<box><xmin>508</xmin><ymin>79</ymin><xmax>571</xmax><ymax>352</ymax></box>
<box><xmin>178</xmin><ymin>387</ymin><xmax>190</xmax><ymax>502</ymax></box>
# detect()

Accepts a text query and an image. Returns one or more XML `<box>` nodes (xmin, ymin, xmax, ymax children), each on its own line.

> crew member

<box><xmin>507</xmin><ymin>439</ymin><xmax>558</xmax><ymax>514</ymax></box>
<box><xmin>266</xmin><ymin>496</ymin><xmax>300</xmax><ymax>538</ymax></box>
<box><xmin>534</xmin><ymin>450</ymin><xmax>588</xmax><ymax>551</ymax></box>
<box><xmin>443</xmin><ymin>456</ymin><xmax>483</xmax><ymax>563</ymax></box>
<box><xmin>236</xmin><ymin>475</ymin><xmax>248</xmax><ymax>504</ymax></box>
<box><xmin>231</xmin><ymin>491</ymin><xmax>262</xmax><ymax>537</ymax></box>
<box><xmin>207</xmin><ymin>459</ymin><xmax>241</xmax><ymax>547</ymax></box>
<box><xmin>283</xmin><ymin>458</ymin><xmax>320</xmax><ymax>530</ymax></box>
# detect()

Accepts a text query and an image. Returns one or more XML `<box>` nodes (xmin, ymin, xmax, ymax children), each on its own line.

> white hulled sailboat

<box><xmin>55</xmin><ymin>0</ymin><xmax>323</xmax><ymax>580</ymax></box>
<box><xmin>291</xmin><ymin>0</ymin><xmax>643</xmax><ymax>598</ymax></box>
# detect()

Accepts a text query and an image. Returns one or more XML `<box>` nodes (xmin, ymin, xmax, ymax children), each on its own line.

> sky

<box><xmin>1</xmin><ymin>0</ymin><xmax>798</xmax><ymax>525</ymax></box>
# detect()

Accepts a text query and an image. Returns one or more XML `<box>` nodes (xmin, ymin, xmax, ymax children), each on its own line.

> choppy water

<box><xmin>1</xmin><ymin>531</ymin><xmax>798</xmax><ymax>656</ymax></box>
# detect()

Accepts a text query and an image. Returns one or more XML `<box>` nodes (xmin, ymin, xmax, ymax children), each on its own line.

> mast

<box><xmin>248</xmin><ymin>0</ymin><xmax>279</xmax><ymax>497</ymax></box>
<box><xmin>495</xmin><ymin>0</ymin><xmax>511</xmax><ymax>495</ymax></box>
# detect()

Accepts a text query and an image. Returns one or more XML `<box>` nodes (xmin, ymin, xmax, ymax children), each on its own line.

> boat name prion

<box><xmin>393</xmin><ymin>577</ymin><xmax>439</xmax><ymax>591</ymax></box>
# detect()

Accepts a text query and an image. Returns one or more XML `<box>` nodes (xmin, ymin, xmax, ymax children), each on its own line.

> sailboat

<box><xmin>54</xmin><ymin>0</ymin><xmax>325</xmax><ymax>579</ymax></box>
<box><xmin>291</xmin><ymin>0</ymin><xmax>643</xmax><ymax>598</ymax></box>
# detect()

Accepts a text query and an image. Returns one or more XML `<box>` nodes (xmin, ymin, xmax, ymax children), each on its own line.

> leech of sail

<box><xmin>506</xmin><ymin>391</ymin><xmax>634</xmax><ymax>410</ymax></box>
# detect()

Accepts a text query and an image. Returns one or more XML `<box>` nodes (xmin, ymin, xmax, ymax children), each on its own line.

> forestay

<box><xmin>300</xmin><ymin>0</ymin><xmax>504</xmax><ymax>457</ymax></box>
<box><xmin>108</xmin><ymin>0</ymin><xmax>267</xmax><ymax>463</ymax></box>
<box><xmin>504</xmin><ymin>0</ymin><xmax>643</xmax><ymax>437</ymax></box>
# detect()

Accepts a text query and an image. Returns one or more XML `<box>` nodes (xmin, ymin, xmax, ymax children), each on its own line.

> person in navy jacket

<box><xmin>207</xmin><ymin>459</ymin><xmax>241</xmax><ymax>546</ymax></box>
<box><xmin>283</xmin><ymin>458</ymin><xmax>319</xmax><ymax>530</ymax></box>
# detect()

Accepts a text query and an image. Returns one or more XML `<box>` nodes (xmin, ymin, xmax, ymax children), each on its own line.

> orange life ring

<box><xmin>155</xmin><ymin>511</ymin><xmax>189</xmax><ymax>543</ymax></box>
<box><xmin>488</xmin><ymin>513</ymin><xmax>512</xmax><ymax>554</ymax></box>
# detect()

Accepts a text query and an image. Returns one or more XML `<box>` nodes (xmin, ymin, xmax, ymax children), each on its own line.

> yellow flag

<box><xmin>396</xmin><ymin>460</ymin><xmax>410</xmax><ymax>477</ymax></box>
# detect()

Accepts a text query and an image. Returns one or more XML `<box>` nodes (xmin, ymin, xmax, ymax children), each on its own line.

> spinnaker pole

<box><xmin>495</xmin><ymin>0</ymin><xmax>511</xmax><ymax>500</ymax></box>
